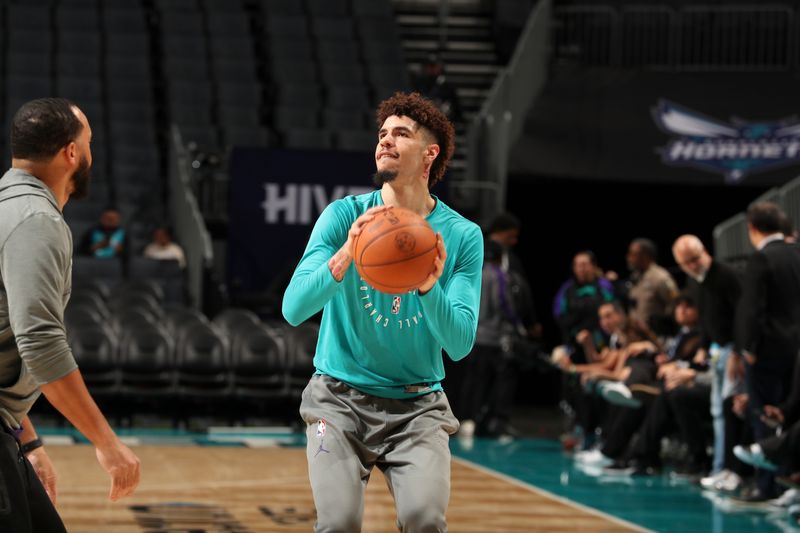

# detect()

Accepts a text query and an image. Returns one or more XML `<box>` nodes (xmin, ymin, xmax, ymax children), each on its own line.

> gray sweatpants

<box><xmin>299</xmin><ymin>374</ymin><xmax>459</xmax><ymax>533</ymax></box>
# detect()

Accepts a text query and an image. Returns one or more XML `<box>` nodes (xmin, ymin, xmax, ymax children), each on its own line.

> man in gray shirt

<box><xmin>0</xmin><ymin>98</ymin><xmax>140</xmax><ymax>531</ymax></box>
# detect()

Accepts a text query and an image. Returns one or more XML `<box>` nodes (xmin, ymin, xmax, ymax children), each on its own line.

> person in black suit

<box><xmin>735</xmin><ymin>201</ymin><xmax>800</xmax><ymax>501</ymax></box>
<box><xmin>672</xmin><ymin>234</ymin><xmax>744</xmax><ymax>485</ymax></box>
<box><xmin>735</xmin><ymin>351</ymin><xmax>800</xmax><ymax>477</ymax></box>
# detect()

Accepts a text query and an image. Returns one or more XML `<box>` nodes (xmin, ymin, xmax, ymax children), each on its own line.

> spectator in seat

<box><xmin>553</xmin><ymin>250</ymin><xmax>616</xmax><ymax>364</ymax></box>
<box><xmin>79</xmin><ymin>207</ymin><xmax>126</xmax><ymax>258</ymax></box>
<box><xmin>143</xmin><ymin>226</ymin><xmax>186</xmax><ymax>268</ymax></box>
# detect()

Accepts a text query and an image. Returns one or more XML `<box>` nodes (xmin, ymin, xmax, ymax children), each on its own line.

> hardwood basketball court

<box><xmin>47</xmin><ymin>445</ymin><xmax>642</xmax><ymax>532</ymax></box>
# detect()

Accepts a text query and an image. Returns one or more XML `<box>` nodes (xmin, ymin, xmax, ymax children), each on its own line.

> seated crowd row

<box><xmin>547</xmin><ymin>201</ymin><xmax>800</xmax><ymax>511</ymax></box>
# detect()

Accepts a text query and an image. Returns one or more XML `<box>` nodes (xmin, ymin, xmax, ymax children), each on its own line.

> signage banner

<box><xmin>653</xmin><ymin>100</ymin><xmax>800</xmax><ymax>184</ymax></box>
<box><xmin>511</xmin><ymin>71</ymin><xmax>800</xmax><ymax>185</ymax></box>
<box><xmin>227</xmin><ymin>147</ymin><xmax>375</xmax><ymax>295</ymax></box>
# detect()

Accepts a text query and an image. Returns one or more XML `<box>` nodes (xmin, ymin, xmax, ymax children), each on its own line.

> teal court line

<box><xmin>35</xmin><ymin>427</ymin><xmax>792</xmax><ymax>532</ymax></box>
<box><xmin>454</xmin><ymin>454</ymin><xmax>653</xmax><ymax>533</ymax></box>
<box><xmin>450</xmin><ymin>437</ymin><xmax>792</xmax><ymax>533</ymax></box>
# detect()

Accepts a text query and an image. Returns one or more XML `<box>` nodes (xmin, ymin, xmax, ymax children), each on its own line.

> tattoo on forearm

<box><xmin>328</xmin><ymin>249</ymin><xmax>352</xmax><ymax>281</ymax></box>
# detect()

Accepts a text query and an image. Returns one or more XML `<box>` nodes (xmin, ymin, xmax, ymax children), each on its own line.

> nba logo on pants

<box><xmin>392</xmin><ymin>297</ymin><xmax>401</xmax><ymax>315</ymax></box>
<box><xmin>316</xmin><ymin>419</ymin><xmax>326</xmax><ymax>438</ymax></box>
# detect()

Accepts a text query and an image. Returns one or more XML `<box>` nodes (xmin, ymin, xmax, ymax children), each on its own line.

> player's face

<box><xmin>573</xmin><ymin>254</ymin><xmax>595</xmax><ymax>283</ymax></box>
<box><xmin>626</xmin><ymin>243</ymin><xmax>644</xmax><ymax>271</ymax></box>
<box><xmin>68</xmin><ymin>107</ymin><xmax>93</xmax><ymax>199</ymax></box>
<box><xmin>375</xmin><ymin>115</ymin><xmax>428</xmax><ymax>181</ymax></box>
<box><xmin>674</xmin><ymin>301</ymin><xmax>698</xmax><ymax>327</ymax></box>
<box><xmin>598</xmin><ymin>304</ymin><xmax>622</xmax><ymax>334</ymax></box>
<box><xmin>675</xmin><ymin>248</ymin><xmax>705</xmax><ymax>278</ymax></box>
<box><xmin>101</xmin><ymin>209</ymin><xmax>120</xmax><ymax>229</ymax></box>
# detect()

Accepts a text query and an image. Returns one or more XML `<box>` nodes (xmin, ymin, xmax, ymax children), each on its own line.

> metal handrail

<box><xmin>169</xmin><ymin>125</ymin><xmax>214</xmax><ymax>309</ymax></box>
<box><xmin>553</xmin><ymin>4</ymin><xmax>795</xmax><ymax>71</ymax></box>
<box><xmin>712</xmin><ymin>182</ymin><xmax>800</xmax><ymax>260</ymax></box>
<box><xmin>465</xmin><ymin>0</ymin><xmax>552</xmax><ymax>225</ymax></box>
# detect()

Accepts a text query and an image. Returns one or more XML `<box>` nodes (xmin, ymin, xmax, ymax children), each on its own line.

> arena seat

<box><xmin>118</xmin><ymin>324</ymin><xmax>176</xmax><ymax>417</ymax></box>
<box><xmin>68</xmin><ymin>323</ymin><xmax>120</xmax><ymax>404</ymax></box>
<box><xmin>175</xmin><ymin>323</ymin><xmax>231</xmax><ymax>415</ymax></box>
<box><xmin>231</xmin><ymin>326</ymin><xmax>287</xmax><ymax>417</ymax></box>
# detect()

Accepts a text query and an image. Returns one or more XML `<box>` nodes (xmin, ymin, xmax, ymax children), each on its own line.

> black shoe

<box><xmin>730</xmin><ymin>486</ymin><xmax>772</xmax><ymax>505</ymax></box>
<box><xmin>629</xmin><ymin>459</ymin><xmax>661</xmax><ymax>477</ymax></box>
<box><xmin>778</xmin><ymin>473</ymin><xmax>800</xmax><ymax>490</ymax></box>
<box><xmin>485</xmin><ymin>419</ymin><xmax>519</xmax><ymax>439</ymax></box>
<box><xmin>671</xmin><ymin>459</ymin><xmax>709</xmax><ymax>482</ymax></box>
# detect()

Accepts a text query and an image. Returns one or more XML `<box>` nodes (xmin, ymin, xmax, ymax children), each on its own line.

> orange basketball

<box><xmin>353</xmin><ymin>207</ymin><xmax>437</xmax><ymax>294</ymax></box>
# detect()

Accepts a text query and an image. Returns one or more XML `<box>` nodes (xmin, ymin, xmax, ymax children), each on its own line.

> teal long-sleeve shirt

<box><xmin>282</xmin><ymin>190</ymin><xmax>483</xmax><ymax>399</ymax></box>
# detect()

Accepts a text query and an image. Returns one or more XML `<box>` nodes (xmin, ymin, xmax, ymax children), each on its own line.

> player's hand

<box><xmin>96</xmin><ymin>440</ymin><xmax>141</xmax><ymax>501</ymax></box>
<box><xmin>575</xmin><ymin>329</ymin><xmax>591</xmax><ymax>346</ymax></box>
<box><xmin>345</xmin><ymin>206</ymin><xmax>390</xmax><ymax>254</ymax></box>
<box><xmin>27</xmin><ymin>447</ymin><xmax>58</xmax><ymax>505</ymax></box>
<box><xmin>330</xmin><ymin>206</ymin><xmax>390</xmax><ymax>280</ymax></box>
<box><xmin>627</xmin><ymin>341</ymin><xmax>657</xmax><ymax>357</ymax></box>
<box><xmin>763</xmin><ymin>405</ymin><xmax>785</xmax><ymax>425</ymax></box>
<box><xmin>656</xmin><ymin>362</ymin><xmax>677</xmax><ymax>380</ymax></box>
<box><xmin>727</xmin><ymin>352</ymin><xmax>745</xmax><ymax>382</ymax></box>
<box><xmin>732</xmin><ymin>393</ymin><xmax>749</xmax><ymax>418</ymax></box>
<box><xmin>692</xmin><ymin>348</ymin><xmax>708</xmax><ymax>366</ymax></box>
<box><xmin>417</xmin><ymin>233</ymin><xmax>446</xmax><ymax>294</ymax></box>
<box><xmin>665</xmin><ymin>367</ymin><xmax>695</xmax><ymax>391</ymax></box>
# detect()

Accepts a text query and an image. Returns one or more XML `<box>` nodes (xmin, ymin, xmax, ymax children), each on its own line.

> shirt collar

<box><xmin>757</xmin><ymin>233</ymin><xmax>785</xmax><ymax>250</ymax></box>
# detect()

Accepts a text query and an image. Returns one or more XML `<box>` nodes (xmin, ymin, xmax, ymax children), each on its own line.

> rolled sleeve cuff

<box><xmin>25</xmin><ymin>345</ymin><xmax>78</xmax><ymax>386</ymax></box>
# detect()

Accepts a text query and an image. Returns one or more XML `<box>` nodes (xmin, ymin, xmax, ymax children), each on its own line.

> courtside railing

<box><xmin>464</xmin><ymin>0</ymin><xmax>552</xmax><ymax>225</ymax></box>
<box><xmin>713</xmin><ymin>181</ymin><xmax>800</xmax><ymax>261</ymax></box>
<box><xmin>555</xmin><ymin>4</ymin><xmax>795</xmax><ymax>71</ymax></box>
<box><xmin>169</xmin><ymin>125</ymin><xmax>214</xmax><ymax>309</ymax></box>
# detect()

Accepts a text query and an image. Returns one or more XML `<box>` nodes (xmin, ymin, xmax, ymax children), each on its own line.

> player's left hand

<box><xmin>417</xmin><ymin>233</ymin><xmax>446</xmax><ymax>294</ymax></box>
<box><xmin>27</xmin><ymin>446</ymin><xmax>58</xmax><ymax>505</ymax></box>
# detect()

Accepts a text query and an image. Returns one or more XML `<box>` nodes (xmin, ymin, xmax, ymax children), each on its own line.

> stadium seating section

<box><xmin>63</xmin><ymin>279</ymin><xmax>318</xmax><ymax>424</ymax></box>
<box><xmin>1</xmin><ymin>0</ymin><xmax>408</xmax><ymax>300</ymax></box>
<box><xmin>0</xmin><ymin>0</ymin><xmax>397</xmax><ymax>422</ymax></box>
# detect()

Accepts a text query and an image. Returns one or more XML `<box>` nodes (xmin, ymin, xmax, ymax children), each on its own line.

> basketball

<box><xmin>353</xmin><ymin>207</ymin><xmax>438</xmax><ymax>294</ymax></box>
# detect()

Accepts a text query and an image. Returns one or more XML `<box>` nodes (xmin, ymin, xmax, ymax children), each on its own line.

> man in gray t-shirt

<box><xmin>0</xmin><ymin>98</ymin><xmax>140</xmax><ymax>531</ymax></box>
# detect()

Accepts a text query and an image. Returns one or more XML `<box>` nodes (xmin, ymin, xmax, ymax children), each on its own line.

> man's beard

<box><xmin>69</xmin><ymin>156</ymin><xmax>91</xmax><ymax>200</ymax></box>
<box><xmin>373</xmin><ymin>169</ymin><xmax>398</xmax><ymax>187</ymax></box>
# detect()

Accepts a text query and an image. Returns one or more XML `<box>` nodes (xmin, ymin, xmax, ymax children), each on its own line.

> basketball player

<box><xmin>0</xmin><ymin>98</ymin><xmax>140</xmax><ymax>532</ymax></box>
<box><xmin>283</xmin><ymin>92</ymin><xmax>483</xmax><ymax>532</ymax></box>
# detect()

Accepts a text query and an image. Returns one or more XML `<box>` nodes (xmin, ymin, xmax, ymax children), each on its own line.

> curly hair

<box><xmin>376</xmin><ymin>92</ymin><xmax>455</xmax><ymax>189</ymax></box>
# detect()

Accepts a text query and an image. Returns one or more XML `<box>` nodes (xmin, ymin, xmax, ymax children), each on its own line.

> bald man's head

<box><xmin>672</xmin><ymin>234</ymin><xmax>711</xmax><ymax>280</ymax></box>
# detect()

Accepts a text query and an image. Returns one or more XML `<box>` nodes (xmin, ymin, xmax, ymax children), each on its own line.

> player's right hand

<box><xmin>417</xmin><ymin>232</ymin><xmax>446</xmax><ymax>294</ymax></box>
<box><xmin>344</xmin><ymin>205</ymin><xmax>390</xmax><ymax>255</ymax></box>
<box><xmin>763</xmin><ymin>405</ymin><xmax>785</xmax><ymax>425</ymax></box>
<box><xmin>27</xmin><ymin>447</ymin><xmax>58</xmax><ymax>505</ymax></box>
<box><xmin>331</xmin><ymin>206</ymin><xmax>391</xmax><ymax>280</ymax></box>
<box><xmin>96</xmin><ymin>440</ymin><xmax>141</xmax><ymax>501</ymax></box>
